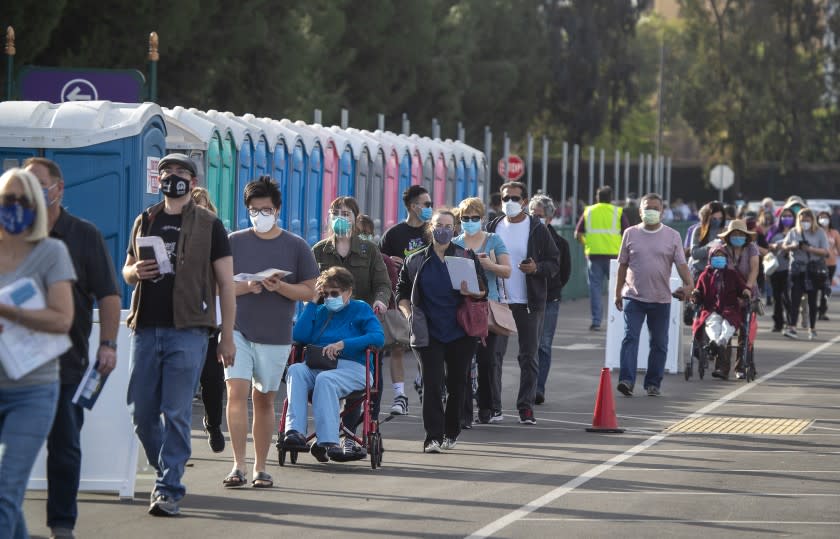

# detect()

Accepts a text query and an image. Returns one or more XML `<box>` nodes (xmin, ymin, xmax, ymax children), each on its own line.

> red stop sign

<box><xmin>497</xmin><ymin>154</ymin><xmax>525</xmax><ymax>181</ymax></box>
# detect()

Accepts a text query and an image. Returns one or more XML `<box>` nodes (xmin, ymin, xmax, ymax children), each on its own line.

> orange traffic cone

<box><xmin>586</xmin><ymin>367</ymin><xmax>625</xmax><ymax>433</ymax></box>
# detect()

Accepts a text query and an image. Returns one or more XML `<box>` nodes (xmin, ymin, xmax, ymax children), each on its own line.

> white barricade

<box><xmin>28</xmin><ymin>310</ymin><xmax>139</xmax><ymax>498</ymax></box>
<box><xmin>605</xmin><ymin>259</ymin><xmax>683</xmax><ymax>373</ymax></box>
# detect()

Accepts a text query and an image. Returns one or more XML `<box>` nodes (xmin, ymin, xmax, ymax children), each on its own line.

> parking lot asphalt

<box><xmin>24</xmin><ymin>297</ymin><xmax>840</xmax><ymax>538</ymax></box>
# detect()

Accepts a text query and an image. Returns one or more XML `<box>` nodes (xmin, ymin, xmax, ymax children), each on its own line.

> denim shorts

<box><xmin>225</xmin><ymin>331</ymin><xmax>290</xmax><ymax>393</ymax></box>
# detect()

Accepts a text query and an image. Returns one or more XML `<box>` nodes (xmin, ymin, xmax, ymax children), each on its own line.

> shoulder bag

<box><xmin>488</xmin><ymin>278</ymin><xmax>518</xmax><ymax>336</ymax></box>
<box><xmin>379</xmin><ymin>309</ymin><xmax>410</xmax><ymax>347</ymax></box>
<box><xmin>454</xmin><ymin>247</ymin><xmax>489</xmax><ymax>341</ymax></box>
<box><xmin>762</xmin><ymin>252</ymin><xmax>779</xmax><ymax>276</ymax></box>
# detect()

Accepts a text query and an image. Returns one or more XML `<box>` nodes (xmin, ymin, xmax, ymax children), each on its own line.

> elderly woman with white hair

<box><xmin>0</xmin><ymin>168</ymin><xmax>76</xmax><ymax>537</ymax></box>
<box><xmin>528</xmin><ymin>194</ymin><xmax>571</xmax><ymax>405</ymax></box>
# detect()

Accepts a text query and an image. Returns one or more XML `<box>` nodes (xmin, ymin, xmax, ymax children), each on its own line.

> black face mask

<box><xmin>159</xmin><ymin>174</ymin><xmax>191</xmax><ymax>198</ymax></box>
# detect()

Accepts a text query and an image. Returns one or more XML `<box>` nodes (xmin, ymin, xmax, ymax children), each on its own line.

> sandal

<box><xmin>251</xmin><ymin>471</ymin><xmax>273</xmax><ymax>488</ymax></box>
<box><xmin>222</xmin><ymin>469</ymin><xmax>247</xmax><ymax>488</ymax></box>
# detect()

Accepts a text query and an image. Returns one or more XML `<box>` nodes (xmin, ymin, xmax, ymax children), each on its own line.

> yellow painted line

<box><xmin>665</xmin><ymin>417</ymin><xmax>813</xmax><ymax>435</ymax></box>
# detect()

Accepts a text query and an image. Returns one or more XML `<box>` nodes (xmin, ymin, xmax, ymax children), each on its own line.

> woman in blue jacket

<box><xmin>283</xmin><ymin>267</ymin><xmax>384</xmax><ymax>462</ymax></box>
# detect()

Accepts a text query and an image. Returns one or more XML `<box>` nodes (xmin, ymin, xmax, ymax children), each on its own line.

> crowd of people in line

<box><xmin>0</xmin><ymin>154</ymin><xmax>834</xmax><ymax>538</ymax></box>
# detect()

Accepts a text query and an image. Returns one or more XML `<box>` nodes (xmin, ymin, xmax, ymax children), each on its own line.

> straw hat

<box><xmin>717</xmin><ymin>219</ymin><xmax>756</xmax><ymax>240</ymax></box>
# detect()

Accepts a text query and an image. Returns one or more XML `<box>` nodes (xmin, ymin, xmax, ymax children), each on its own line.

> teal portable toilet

<box><xmin>161</xmin><ymin>107</ymin><xmax>222</xmax><ymax>206</ymax></box>
<box><xmin>0</xmin><ymin>100</ymin><xmax>166</xmax><ymax>305</ymax></box>
<box><xmin>222</xmin><ymin>112</ymin><xmax>267</xmax><ymax>230</ymax></box>
<box><xmin>202</xmin><ymin>110</ymin><xmax>255</xmax><ymax>230</ymax></box>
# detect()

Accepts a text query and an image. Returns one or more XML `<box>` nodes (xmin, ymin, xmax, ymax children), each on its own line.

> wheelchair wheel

<box><xmin>290</xmin><ymin>449</ymin><xmax>299</xmax><ymax>465</ymax></box>
<box><xmin>685</xmin><ymin>341</ymin><xmax>696</xmax><ymax>381</ymax></box>
<box><xmin>278</xmin><ymin>448</ymin><xmax>287</xmax><ymax>466</ymax></box>
<box><xmin>369</xmin><ymin>433</ymin><xmax>383</xmax><ymax>470</ymax></box>
<box><xmin>698</xmin><ymin>345</ymin><xmax>706</xmax><ymax>380</ymax></box>
<box><xmin>744</xmin><ymin>347</ymin><xmax>756</xmax><ymax>382</ymax></box>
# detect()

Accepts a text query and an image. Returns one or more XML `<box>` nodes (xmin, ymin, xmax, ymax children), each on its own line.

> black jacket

<box><xmin>546</xmin><ymin>224</ymin><xmax>571</xmax><ymax>302</ymax></box>
<box><xmin>486</xmin><ymin>214</ymin><xmax>560</xmax><ymax>310</ymax></box>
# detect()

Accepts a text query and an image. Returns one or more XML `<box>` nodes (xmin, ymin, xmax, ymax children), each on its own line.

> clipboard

<box><xmin>444</xmin><ymin>256</ymin><xmax>481</xmax><ymax>295</ymax></box>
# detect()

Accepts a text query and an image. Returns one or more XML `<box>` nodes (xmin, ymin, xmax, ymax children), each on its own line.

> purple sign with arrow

<box><xmin>18</xmin><ymin>66</ymin><xmax>146</xmax><ymax>103</ymax></box>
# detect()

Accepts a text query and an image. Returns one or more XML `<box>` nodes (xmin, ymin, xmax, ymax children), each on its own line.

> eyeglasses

<box><xmin>329</xmin><ymin>209</ymin><xmax>354</xmax><ymax>218</ymax></box>
<box><xmin>502</xmin><ymin>195</ymin><xmax>522</xmax><ymax>203</ymax></box>
<box><xmin>433</xmin><ymin>223</ymin><xmax>455</xmax><ymax>231</ymax></box>
<box><xmin>461</xmin><ymin>215</ymin><xmax>481</xmax><ymax>222</ymax></box>
<box><xmin>415</xmin><ymin>201</ymin><xmax>433</xmax><ymax>208</ymax></box>
<box><xmin>0</xmin><ymin>194</ymin><xmax>31</xmax><ymax>208</ymax></box>
<box><xmin>248</xmin><ymin>208</ymin><xmax>275</xmax><ymax>217</ymax></box>
<box><xmin>322</xmin><ymin>289</ymin><xmax>343</xmax><ymax>298</ymax></box>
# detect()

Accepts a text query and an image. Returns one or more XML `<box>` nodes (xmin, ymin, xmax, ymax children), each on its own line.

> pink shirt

<box><xmin>618</xmin><ymin>224</ymin><xmax>687</xmax><ymax>304</ymax></box>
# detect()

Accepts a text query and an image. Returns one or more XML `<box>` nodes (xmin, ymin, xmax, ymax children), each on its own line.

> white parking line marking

<box><xmin>465</xmin><ymin>334</ymin><xmax>840</xmax><ymax>539</ymax></box>
<box><xmin>519</xmin><ymin>519</ymin><xmax>840</xmax><ymax>525</ymax></box>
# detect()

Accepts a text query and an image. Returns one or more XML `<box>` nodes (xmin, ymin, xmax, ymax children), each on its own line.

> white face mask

<box><xmin>503</xmin><ymin>200</ymin><xmax>522</xmax><ymax>218</ymax></box>
<box><xmin>642</xmin><ymin>209</ymin><xmax>661</xmax><ymax>225</ymax></box>
<box><xmin>801</xmin><ymin>221</ymin><xmax>812</xmax><ymax>231</ymax></box>
<box><xmin>819</xmin><ymin>218</ymin><xmax>830</xmax><ymax>228</ymax></box>
<box><xmin>251</xmin><ymin>213</ymin><xmax>276</xmax><ymax>233</ymax></box>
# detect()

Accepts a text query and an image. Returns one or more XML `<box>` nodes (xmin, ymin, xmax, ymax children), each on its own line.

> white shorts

<box><xmin>225</xmin><ymin>330</ymin><xmax>290</xmax><ymax>393</ymax></box>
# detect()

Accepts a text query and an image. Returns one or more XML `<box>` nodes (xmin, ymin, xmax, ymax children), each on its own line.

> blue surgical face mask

<box><xmin>420</xmin><ymin>206</ymin><xmax>433</xmax><ymax>222</ymax></box>
<box><xmin>0</xmin><ymin>203</ymin><xmax>35</xmax><ymax>235</ymax></box>
<box><xmin>324</xmin><ymin>295</ymin><xmax>347</xmax><ymax>312</ymax></box>
<box><xmin>729</xmin><ymin>236</ymin><xmax>747</xmax><ymax>247</ymax></box>
<box><xmin>710</xmin><ymin>217</ymin><xmax>722</xmax><ymax>228</ymax></box>
<box><xmin>462</xmin><ymin>221</ymin><xmax>481</xmax><ymax>235</ymax></box>
<box><xmin>331</xmin><ymin>216</ymin><xmax>352</xmax><ymax>237</ymax></box>
<box><xmin>710</xmin><ymin>256</ymin><xmax>727</xmax><ymax>269</ymax></box>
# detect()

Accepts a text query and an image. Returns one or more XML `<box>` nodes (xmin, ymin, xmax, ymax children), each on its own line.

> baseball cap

<box><xmin>158</xmin><ymin>153</ymin><xmax>197</xmax><ymax>177</ymax></box>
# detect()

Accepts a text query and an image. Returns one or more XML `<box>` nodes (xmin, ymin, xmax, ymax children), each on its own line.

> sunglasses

<box><xmin>322</xmin><ymin>289</ymin><xmax>343</xmax><ymax>298</ymax></box>
<box><xmin>502</xmin><ymin>195</ymin><xmax>522</xmax><ymax>203</ymax></box>
<box><xmin>0</xmin><ymin>194</ymin><xmax>32</xmax><ymax>208</ymax></box>
<box><xmin>415</xmin><ymin>201</ymin><xmax>433</xmax><ymax>208</ymax></box>
<box><xmin>461</xmin><ymin>215</ymin><xmax>481</xmax><ymax>222</ymax></box>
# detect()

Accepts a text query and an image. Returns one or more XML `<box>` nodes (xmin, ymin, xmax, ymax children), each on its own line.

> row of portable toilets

<box><xmin>0</xmin><ymin>101</ymin><xmax>487</xmax><ymax>304</ymax></box>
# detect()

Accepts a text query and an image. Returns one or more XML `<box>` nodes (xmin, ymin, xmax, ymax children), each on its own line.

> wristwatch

<box><xmin>100</xmin><ymin>340</ymin><xmax>118</xmax><ymax>351</ymax></box>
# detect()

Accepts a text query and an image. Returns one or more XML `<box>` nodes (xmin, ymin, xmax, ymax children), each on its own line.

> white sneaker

<box><xmin>488</xmin><ymin>410</ymin><xmax>504</xmax><ymax>423</ymax></box>
<box><xmin>423</xmin><ymin>440</ymin><xmax>442</xmax><ymax>453</ymax></box>
<box><xmin>441</xmin><ymin>437</ymin><xmax>457</xmax><ymax>450</ymax></box>
<box><xmin>390</xmin><ymin>394</ymin><xmax>408</xmax><ymax>415</ymax></box>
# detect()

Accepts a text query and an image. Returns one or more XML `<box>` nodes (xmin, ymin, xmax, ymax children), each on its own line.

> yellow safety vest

<box><xmin>583</xmin><ymin>203</ymin><xmax>622</xmax><ymax>256</ymax></box>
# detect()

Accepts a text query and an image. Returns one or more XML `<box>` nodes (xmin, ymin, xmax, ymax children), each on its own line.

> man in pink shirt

<box><xmin>614</xmin><ymin>193</ymin><xmax>694</xmax><ymax>397</ymax></box>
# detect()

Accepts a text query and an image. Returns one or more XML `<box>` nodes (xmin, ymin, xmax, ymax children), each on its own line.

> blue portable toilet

<box><xmin>454</xmin><ymin>141</ymin><xmax>483</xmax><ymax>199</ymax></box>
<box><xmin>446</xmin><ymin>139</ymin><xmax>468</xmax><ymax>204</ymax></box>
<box><xmin>0</xmin><ymin>100</ymin><xmax>167</xmax><ymax>306</ymax></box>
<box><xmin>221</xmin><ymin>112</ymin><xmax>268</xmax><ymax>230</ymax></box>
<box><xmin>345</xmin><ymin>128</ymin><xmax>387</xmax><ymax>239</ymax></box>
<box><xmin>242</xmin><ymin>114</ymin><xmax>291</xmax><ymax>229</ymax></box>
<box><xmin>280</xmin><ymin>120</ymin><xmax>324</xmax><ymax>245</ymax></box>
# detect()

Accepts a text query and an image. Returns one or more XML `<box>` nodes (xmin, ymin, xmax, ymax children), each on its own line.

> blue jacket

<box><xmin>292</xmin><ymin>299</ymin><xmax>384</xmax><ymax>365</ymax></box>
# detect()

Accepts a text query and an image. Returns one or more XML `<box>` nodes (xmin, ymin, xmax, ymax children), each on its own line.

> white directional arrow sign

<box><xmin>61</xmin><ymin>78</ymin><xmax>98</xmax><ymax>102</ymax></box>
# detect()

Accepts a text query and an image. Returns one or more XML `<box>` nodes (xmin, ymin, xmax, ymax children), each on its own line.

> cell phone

<box><xmin>520</xmin><ymin>257</ymin><xmax>533</xmax><ymax>264</ymax></box>
<box><xmin>138</xmin><ymin>246</ymin><xmax>156</xmax><ymax>261</ymax></box>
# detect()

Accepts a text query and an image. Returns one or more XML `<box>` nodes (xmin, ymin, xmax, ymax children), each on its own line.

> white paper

<box><xmin>71</xmin><ymin>357</ymin><xmax>108</xmax><ymax>409</ymax></box>
<box><xmin>0</xmin><ymin>277</ymin><xmax>72</xmax><ymax>380</ymax></box>
<box><xmin>233</xmin><ymin>269</ymin><xmax>292</xmax><ymax>282</ymax></box>
<box><xmin>444</xmin><ymin>256</ymin><xmax>480</xmax><ymax>295</ymax></box>
<box><xmin>135</xmin><ymin>236</ymin><xmax>173</xmax><ymax>274</ymax></box>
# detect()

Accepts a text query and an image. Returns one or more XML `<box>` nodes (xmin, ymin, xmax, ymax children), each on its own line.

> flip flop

<box><xmin>222</xmin><ymin>469</ymin><xmax>247</xmax><ymax>488</ymax></box>
<box><xmin>251</xmin><ymin>471</ymin><xmax>273</xmax><ymax>488</ymax></box>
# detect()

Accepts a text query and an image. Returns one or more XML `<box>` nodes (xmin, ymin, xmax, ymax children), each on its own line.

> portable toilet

<box><xmin>444</xmin><ymin>141</ymin><xmax>458</xmax><ymax>207</ymax></box>
<box><xmin>328</xmin><ymin>126</ymin><xmax>363</xmax><ymax>198</ymax></box>
<box><xmin>280</xmin><ymin>120</ymin><xmax>324</xmax><ymax>245</ymax></box>
<box><xmin>409</xmin><ymin>135</ymin><xmax>436</xmax><ymax>199</ymax></box>
<box><xmin>454</xmin><ymin>141</ymin><xmax>482</xmax><ymax>199</ymax></box>
<box><xmin>201</xmin><ymin>110</ymin><xmax>255</xmax><ymax>230</ymax></box>
<box><xmin>398</xmin><ymin>134</ymin><xmax>423</xmax><ymax>187</ymax></box>
<box><xmin>161</xmin><ymin>107</ymin><xmax>224</xmax><ymax>218</ymax></box>
<box><xmin>242</xmin><ymin>115</ymin><xmax>291</xmax><ymax>229</ymax></box>
<box><xmin>0</xmin><ymin>100</ymin><xmax>167</xmax><ymax>305</ymax></box>
<box><xmin>373</xmin><ymin>130</ymin><xmax>413</xmax><ymax>223</ymax></box>
<box><xmin>427</xmin><ymin>138</ymin><xmax>451</xmax><ymax>208</ymax></box>
<box><xmin>189</xmin><ymin>109</ymin><xmax>246</xmax><ymax>229</ymax></box>
<box><xmin>446</xmin><ymin>139</ymin><xmax>468</xmax><ymax>204</ymax></box>
<box><xmin>345</xmin><ymin>128</ymin><xmax>386</xmax><ymax>238</ymax></box>
<box><xmin>221</xmin><ymin>112</ymin><xmax>268</xmax><ymax>230</ymax></box>
<box><xmin>364</xmin><ymin>130</ymin><xmax>402</xmax><ymax>231</ymax></box>
<box><xmin>313</xmin><ymin>124</ymin><xmax>356</xmax><ymax>199</ymax></box>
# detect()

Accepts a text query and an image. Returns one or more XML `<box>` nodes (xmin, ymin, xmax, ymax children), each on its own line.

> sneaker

<box><xmin>390</xmin><ymin>394</ymin><xmax>408</xmax><ymax>415</ymax></box>
<box><xmin>310</xmin><ymin>443</ymin><xmax>330</xmax><ymax>463</ymax></box>
<box><xmin>50</xmin><ymin>527</ymin><xmax>75</xmax><ymax>539</ymax></box>
<box><xmin>783</xmin><ymin>327</ymin><xmax>798</xmax><ymax>339</ymax></box>
<box><xmin>819</xmin><ymin>314</ymin><xmax>830</xmax><ymax>321</ymax></box>
<box><xmin>809</xmin><ymin>329</ymin><xmax>817</xmax><ymax>340</ymax></box>
<box><xmin>617</xmin><ymin>380</ymin><xmax>633</xmax><ymax>397</ymax></box>
<box><xmin>441</xmin><ymin>437</ymin><xmax>457</xmax><ymax>450</ymax></box>
<box><xmin>711</xmin><ymin>369</ymin><xmax>729</xmax><ymax>380</ymax></box>
<box><xmin>423</xmin><ymin>439</ymin><xmax>442</xmax><ymax>453</ymax></box>
<box><xmin>735</xmin><ymin>371</ymin><xmax>745</xmax><ymax>380</ymax></box>
<box><xmin>203</xmin><ymin>418</ymin><xmax>225</xmax><ymax>453</ymax></box>
<box><xmin>518</xmin><ymin>408</ymin><xmax>537</xmax><ymax>425</ymax></box>
<box><xmin>535</xmin><ymin>392</ymin><xmax>545</xmax><ymax>405</ymax></box>
<box><xmin>771</xmin><ymin>325</ymin><xmax>782</xmax><ymax>333</ymax></box>
<box><xmin>646</xmin><ymin>386</ymin><xmax>661</xmax><ymax>397</ymax></box>
<box><xmin>477</xmin><ymin>408</ymin><xmax>492</xmax><ymax>424</ymax></box>
<box><xmin>148</xmin><ymin>494</ymin><xmax>179</xmax><ymax>517</ymax></box>
<box><xmin>488</xmin><ymin>410</ymin><xmax>504</xmax><ymax>423</ymax></box>
<box><xmin>589</xmin><ymin>324</ymin><xmax>601</xmax><ymax>331</ymax></box>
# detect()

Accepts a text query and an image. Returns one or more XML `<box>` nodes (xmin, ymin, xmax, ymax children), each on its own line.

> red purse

<box><xmin>457</xmin><ymin>296</ymin><xmax>489</xmax><ymax>342</ymax></box>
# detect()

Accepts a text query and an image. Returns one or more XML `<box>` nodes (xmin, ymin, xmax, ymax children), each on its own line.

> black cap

<box><xmin>158</xmin><ymin>153</ymin><xmax>197</xmax><ymax>177</ymax></box>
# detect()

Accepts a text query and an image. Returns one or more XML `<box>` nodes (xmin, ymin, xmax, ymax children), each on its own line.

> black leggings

<box><xmin>790</xmin><ymin>273</ymin><xmax>818</xmax><ymax>330</ymax></box>
<box><xmin>200</xmin><ymin>332</ymin><xmax>226</xmax><ymax>428</ymax></box>
<box><xmin>770</xmin><ymin>270</ymin><xmax>791</xmax><ymax>328</ymax></box>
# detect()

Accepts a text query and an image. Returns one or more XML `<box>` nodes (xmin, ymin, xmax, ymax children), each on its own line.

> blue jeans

<box><xmin>127</xmin><ymin>327</ymin><xmax>208</xmax><ymax>501</ymax></box>
<box><xmin>587</xmin><ymin>257</ymin><xmax>610</xmax><ymax>326</ymax></box>
<box><xmin>286</xmin><ymin>359</ymin><xmax>367</xmax><ymax>446</ymax></box>
<box><xmin>537</xmin><ymin>300</ymin><xmax>561</xmax><ymax>396</ymax></box>
<box><xmin>619</xmin><ymin>298</ymin><xmax>671</xmax><ymax>390</ymax></box>
<box><xmin>46</xmin><ymin>383</ymin><xmax>85</xmax><ymax>530</ymax></box>
<box><xmin>0</xmin><ymin>382</ymin><xmax>59</xmax><ymax>539</ymax></box>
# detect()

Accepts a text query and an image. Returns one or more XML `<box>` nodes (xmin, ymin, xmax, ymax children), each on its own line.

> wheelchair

<box><xmin>685</xmin><ymin>299</ymin><xmax>758</xmax><ymax>382</ymax></box>
<box><xmin>275</xmin><ymin>344</ymin><xmax>384</xmax><ymax>469</ymax></box>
